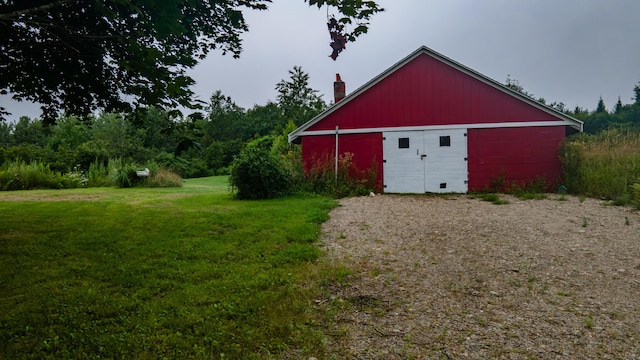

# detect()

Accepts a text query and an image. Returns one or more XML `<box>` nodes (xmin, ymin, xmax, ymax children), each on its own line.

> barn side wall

<box><xmin>302</xmin><ymin>133</ymin><xmax>383</xmax><ymax>191</ymax></box>
<box><xmin>467</xmin><ymin>126</ymin><xmax>566</xmax><ymax>191</ymax></box>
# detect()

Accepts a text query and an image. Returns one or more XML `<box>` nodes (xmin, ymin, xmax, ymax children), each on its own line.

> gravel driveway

<box><xmin>319</xmin><ymin>194</ymin><xmax>640</xmax><ymax>359</ymax></box>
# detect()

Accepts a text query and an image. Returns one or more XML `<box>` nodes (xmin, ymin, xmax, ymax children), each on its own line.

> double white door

<box><xmin>383</xmin><ymin>129</ymin><xmax>468</xmax><ymax>193</ymax></box>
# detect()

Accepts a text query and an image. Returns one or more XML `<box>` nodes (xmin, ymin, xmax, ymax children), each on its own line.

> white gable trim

<box><xmin>289</xmin><ymin>46</ymin><xmax>583</xmax><ymax>143</ymax></box>
<box><xmin>296</xmin><ymin>120</ymin><xmax>571</xmax><ymax>138</ymax></box>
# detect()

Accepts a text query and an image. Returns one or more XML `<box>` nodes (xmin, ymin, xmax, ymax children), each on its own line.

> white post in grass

<box><xmin>335</xmin><ymin>126</ymin><xmax>339</xmax><ymax>186</ymax></box>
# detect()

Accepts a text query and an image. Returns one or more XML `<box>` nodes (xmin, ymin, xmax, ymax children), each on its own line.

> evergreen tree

<box><xmin>633</xmin><ymin>82</ymin><xmax>640</xmax><ymax>104</ymax></box>
<box><xmin>596</xmin><ymin>96</ymin><xmax>607</xmax><ymax>113</ymax></box>
<box><xmin>614</xmin><ymin>96</ymin><xmax>623</xmax><ymax>114</ymax></box>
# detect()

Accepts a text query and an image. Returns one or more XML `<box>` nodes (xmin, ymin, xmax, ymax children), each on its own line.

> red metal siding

<box><xmin>302</xmin><ymin>133</ymin><xmax>383</xmax><ymax>190</ymax></box>
<box><xmin>308</xmin><ymin>54</ymin><xmax>559</xmax><ymax>132</ymax></box>
<box><xmin>467</xmin><ymin>126</ymin><xmax>565</xmax><ymax>191</ymax></box>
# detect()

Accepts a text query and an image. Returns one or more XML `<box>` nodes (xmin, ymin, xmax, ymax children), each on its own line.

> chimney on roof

<box><xmin>334</xmin><ymin>73</ymin><xmax>346</xmax><ymax>103</ymax></box>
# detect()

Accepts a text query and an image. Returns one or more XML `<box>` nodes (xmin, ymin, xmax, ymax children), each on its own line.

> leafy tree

<box><xmin>132</xmin><ymin>107</ymin><xmax>176</xmax><ymax>152</ymax></box>
<box><xmin>573</xmin><ymin>106</ymin><xmax>588</xmax><ymax>115</ymax></box>
<box><xmin>10</xmin><ymin>117</ymin><xmax>48</xmax><ymax>146</ymax></box>
<box><xmin>548</xmin><ymin>101</ymin><xmax>567</xmax><ymax>113</ymax></box>
<box><xmin>204</xmin><ymin>90</ymin><xmax>247</xmax><ymax>142</ymax></box>
<box><xmin>48</xmin><ymin>116</ymin><xmax>90</xmax><ymax>151</ymax></box>
<box><xmin>275</xmin><ymin>66</ymin><xmax>326</xmax><ymax>126</ymax></box>
<box><xmin>634</xmin><ymin>81</ymin><xmax>640</xmax><ymax>104</ymax></box>
<box><xmin>0</xmin><ymin>121</ymin><xmax>11</xmax><ymax>147</ymax></box>
<box><xmin>505</xmin><ymin>75</ymin><xmax>535</xmax><ymax>99</ymax></box>
<box><xmin>0</xmin><ymin>0</ymin><xmax>382</xmax><ymax>122</ymax></box>
<box><xmin>89</xmin><ymin>113</ymin><xmax>144</xmax><ymax>160</ymax></box>
<box><xmin>245</xmin><ymin>101</ymin><xmax>287</xmax><ymax>137</ymax></box>
<box><xmin>163</xmin><ymin>115</ymin><xmax>204</xmax><ymax>157</ymax></box>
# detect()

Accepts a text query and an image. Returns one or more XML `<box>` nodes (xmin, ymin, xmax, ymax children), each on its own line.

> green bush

<box><xmin>230</xmin><ymin>137</ymin><xmax>291</xmax><ymax>200</ymax></box>
<box><xmin>108</xmin><ymin>159</ymin><xmax>145</xmax><ymax>188</ymax></box>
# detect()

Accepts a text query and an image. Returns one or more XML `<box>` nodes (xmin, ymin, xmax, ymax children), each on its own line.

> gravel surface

<box><xmin>319</xmin><ymin>194</ymin><xmax>640</xmax><ymax>359</ymax></box>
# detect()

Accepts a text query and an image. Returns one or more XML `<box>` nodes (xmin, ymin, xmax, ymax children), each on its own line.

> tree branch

<box><xmin>0</xmin><ymin>0</ymin><xmax>77</xmax><ymax>20</ymax></box>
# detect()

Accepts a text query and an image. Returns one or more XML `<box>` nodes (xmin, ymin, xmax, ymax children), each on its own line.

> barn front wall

<box><xmin>301</xmin><ymin>124</ymin><xmax>566</xmax><ymax>194</ymax></box>
<box><xmin>301</xmin><ymin>133</ymin><xmax>384</xmax><ymax>191</ymax></box>
<box><xmin>467</xmin><ymin>126</ymin><xmax>565</xmax><ymax>191</ymax></box>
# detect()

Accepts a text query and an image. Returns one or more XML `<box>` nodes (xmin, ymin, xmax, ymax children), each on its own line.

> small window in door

<box><xmin>398</xmin><ymin>138</ymin><xmax>410</xmax><ymax>148</ymax></box>
<box><xmin>439</xmin><ymin>136</ymin><xmax>451</xmax><ymax>147</ymax></box>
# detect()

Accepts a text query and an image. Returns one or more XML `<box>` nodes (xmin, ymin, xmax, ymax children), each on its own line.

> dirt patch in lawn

<box><xmin>319</xmin><ymin>194</ymin><xmax>640</xmax><ymax>359</ymax></box>
<box><xmin>0</xmin><ymin>192</ymin><xmax>106</xmax><ymax>202</ymax></box>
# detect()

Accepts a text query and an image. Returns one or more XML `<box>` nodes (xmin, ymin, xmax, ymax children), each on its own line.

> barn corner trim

<box><xmin>288</xmin><ymin>45</ymin><xmax>583</xmax><ymax>143</ymax></box>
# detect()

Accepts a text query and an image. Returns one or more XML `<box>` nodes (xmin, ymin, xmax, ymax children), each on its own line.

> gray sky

<box><xmin>3</xmin><ymin>0</ymin><xmax>640</xmax><ymax>121</ymax></box>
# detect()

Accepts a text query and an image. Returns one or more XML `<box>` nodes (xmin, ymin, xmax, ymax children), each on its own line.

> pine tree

<box><xmin>614</xmin><ymin>96</ymin><xmax>623</xmax><ymax>114</ymax></box>
<box><xmin>596</xmin><ymin>96</ymin><xmax>607</xmax><ymax>113</ymax></box>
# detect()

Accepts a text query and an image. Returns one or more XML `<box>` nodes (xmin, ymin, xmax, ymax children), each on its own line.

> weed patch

<box><xmin>561</xmin><ymin>129</ymin><xmax>640</xmax><ymax>201</ymax></box>
<box><xmin>471</xmin><ymin>193</ymin><xmax>510</xmax><ymax>205</ymax></box>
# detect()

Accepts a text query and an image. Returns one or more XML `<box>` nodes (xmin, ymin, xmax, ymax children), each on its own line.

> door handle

<box><xmin>421</xmin><ymin>154</ymin><xmax>427</xmax><ymax>159</ymax></box>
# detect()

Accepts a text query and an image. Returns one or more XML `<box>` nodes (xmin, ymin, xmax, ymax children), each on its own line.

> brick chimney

<box><xmin>334</xmin><ymin>73</ymin><xmax>346</xmax><ymax>103</ymax></box>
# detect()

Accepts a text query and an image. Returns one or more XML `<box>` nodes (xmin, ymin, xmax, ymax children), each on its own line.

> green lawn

<box><xmin>0</xmin><ymin>176</ymin><xmax>339</xmax><ymax>359</ymax></box>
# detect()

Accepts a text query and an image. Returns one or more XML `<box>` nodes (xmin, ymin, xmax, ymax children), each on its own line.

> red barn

<box><xmin>288</xmin><ymin>46</ymin><xmax>583</xmax><ymax>193</ymax></box>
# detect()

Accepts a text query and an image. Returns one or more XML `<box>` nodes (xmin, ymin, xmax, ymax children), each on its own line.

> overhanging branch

<box><xmin>0</xmin><ymin>0</ymin><xmax>77</xmax><ymax>20</ymax></box>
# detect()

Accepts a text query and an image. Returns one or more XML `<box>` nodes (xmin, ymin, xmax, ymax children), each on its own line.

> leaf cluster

<box><xmin>0</xmin><ymin>0</ymin><xmax>269</xmax><ymax>122</ymax></box>
<box><xmin>1</xmin><ymin>0</ymin><xmax>382</xmax><ymax>122</ymax></box>
<box><xmin>308</xmin><ymin>0</ymin><xmax>384</xmax><ymax>41</ymax></box>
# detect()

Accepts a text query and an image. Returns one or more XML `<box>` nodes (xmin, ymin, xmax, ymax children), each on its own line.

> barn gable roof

<box><xmin>289</xmin><ymin>46</ymin><xmax>583</xmax><ymax>143</ymax></box>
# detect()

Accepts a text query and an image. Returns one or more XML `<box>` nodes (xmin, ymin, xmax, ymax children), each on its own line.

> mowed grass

<box><xmin>0</xmin><ymin>176</ymin><xmax>338</xmax><ymax>359</ymax></box>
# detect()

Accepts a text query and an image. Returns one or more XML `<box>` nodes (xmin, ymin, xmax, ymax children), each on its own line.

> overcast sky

<box><xmin>2</xmin><ymin>0</ymin><xmax>640</xmax><ymax>121</ymax></box>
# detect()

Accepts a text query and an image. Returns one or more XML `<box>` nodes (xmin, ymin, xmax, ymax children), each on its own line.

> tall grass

<box><xmin>0</xmin><ymin>158</ymin><xmax>182</xmax><ymax>191</ymax></box>
<box><xmin>0</xmin><ymin>160</ymin><xmax>84</xmax><ymax>190</ymax></box>
<box><xmin>562</xmin><ymin>128</ymin><xmax>640</xmax><ymax>202</ymax></box>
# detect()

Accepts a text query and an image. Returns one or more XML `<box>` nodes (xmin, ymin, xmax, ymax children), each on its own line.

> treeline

<box><xmin>506</xmin><ymin>76</ymin><xmax>640</xmax><ymax>133</ymax></box>
<box><xmin>0</xmin><ymin>67</ymin><xmax>326</xmax><ymax>179</ymax></box>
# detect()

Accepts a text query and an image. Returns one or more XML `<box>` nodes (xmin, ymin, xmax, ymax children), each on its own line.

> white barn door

<box><xmin>383</xmin><ymin>129</ymin><xmax>468</xmax><ymax>193</ymax></box>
